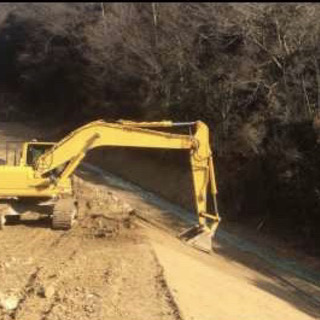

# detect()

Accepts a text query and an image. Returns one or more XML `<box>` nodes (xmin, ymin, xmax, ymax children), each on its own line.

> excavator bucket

<box><xmin>178</xmin><ymin>221</ymin><xmax>220</xmax><ymax>254</ymax></box>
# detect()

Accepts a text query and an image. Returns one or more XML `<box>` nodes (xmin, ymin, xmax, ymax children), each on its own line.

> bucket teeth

<box><xmin>178</xmin><ymin>225</ymin><xmax>204</xmax><ymax>241</ymax></box>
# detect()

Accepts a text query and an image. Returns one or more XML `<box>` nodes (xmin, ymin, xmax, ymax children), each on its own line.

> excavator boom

<box><xmin>35</xmin><ymin>121</ymin><xmax>195</xmax><ymax>175</ymax></box>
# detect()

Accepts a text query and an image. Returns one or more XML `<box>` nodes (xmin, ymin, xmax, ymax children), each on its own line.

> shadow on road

<box><xmin>252</xmin><ymin>277</ymin><xmax>320</xmax><ymax>318</ymax></box>
<box><xmin>214</xmin><ymin>241</ymin><xmax>320</xmax><ymax>319</ymax></box>
<box><xmin>5</xmin><ymin>215</ymin><xmax>53</xmax><ymax>229</ymax></box>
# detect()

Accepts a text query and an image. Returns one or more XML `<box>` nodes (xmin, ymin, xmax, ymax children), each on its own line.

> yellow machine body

<box><xmin>0</xmin><ymin>141</ymin><xmax>72</xmax><ymax>198</ymax></box>
<box><xmin>0</xmin><ymin>166</ymin><xmax>71</xmax><ymax>197</ymax></box>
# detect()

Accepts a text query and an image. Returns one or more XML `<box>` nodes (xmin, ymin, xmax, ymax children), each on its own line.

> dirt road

<box><xmin>0</xmin><ymin>122</ymin><xmax>319</xmax><ymax>320</ymax></box>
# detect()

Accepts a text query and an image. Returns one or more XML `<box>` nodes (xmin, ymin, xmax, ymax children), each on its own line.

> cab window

<box><xmin>26</xmin><ymin>144</ymin><xmax>53</xmax><ymax>166</ymax></box>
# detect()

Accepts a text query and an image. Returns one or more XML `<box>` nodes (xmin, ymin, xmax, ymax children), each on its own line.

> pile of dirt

<box><xmin>72</xmin><ymin>176</ymin><xmax>136</xmax><ymax>239</ymax></box>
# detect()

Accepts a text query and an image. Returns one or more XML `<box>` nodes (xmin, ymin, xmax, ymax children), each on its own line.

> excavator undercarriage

<box><xmin>0</xmin><ymin>120</ymin><xmax>221</xmax><ymax>252</ymax></box>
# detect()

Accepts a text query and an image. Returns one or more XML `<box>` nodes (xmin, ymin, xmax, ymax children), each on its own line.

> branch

<box><xmin>249</xmin><ymin>34</ymin><xmax>283</xmax><ymax>71</ymax></box>
<box><xmin>301</xmin><ymin>76</ymin><xmax>311</xmax><ymax>117</ymax></box>
<box><xmin>313</xmin><ymin>56</ymin><xmax>320</xmax><ymax>110</ymax></box>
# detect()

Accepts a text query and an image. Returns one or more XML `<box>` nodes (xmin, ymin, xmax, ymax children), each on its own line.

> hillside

<box><xmin>0</xmin><ymin>3</ymin><xmax>320</xmax><ymax>255</ymax></box>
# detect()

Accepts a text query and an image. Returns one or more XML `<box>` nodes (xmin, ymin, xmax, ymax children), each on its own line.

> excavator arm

<box><xmin>35</xmin><ymin>120</ymin><xmax>221</xmax><ymax>244</ymax></box>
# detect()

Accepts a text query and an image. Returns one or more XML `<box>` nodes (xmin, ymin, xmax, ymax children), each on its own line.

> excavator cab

<box><xmin>21</xmin><ymin>142</ymin><xmax>55</xmax><ymax>166</ymax></box>
<box><xmin>0</xmin><ymin>141</ymin><xmax>53</xmax><ymax>167</ymax></box>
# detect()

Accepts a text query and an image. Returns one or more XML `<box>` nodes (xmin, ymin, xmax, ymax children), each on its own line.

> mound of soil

<box><xmin>73</xmin><ymin>176</ymin><xmax>135</xmax><ymax>238</ymax></box>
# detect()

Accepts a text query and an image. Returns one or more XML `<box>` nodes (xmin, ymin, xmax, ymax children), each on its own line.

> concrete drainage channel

<box><xmin>80</xmin><ymin>162</ymin><xmax>320</xmax><ymax>300</ymax></box>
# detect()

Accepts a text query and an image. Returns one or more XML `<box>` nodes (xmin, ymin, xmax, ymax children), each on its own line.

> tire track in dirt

<box><xmin>10</xmin><ymin>267</ymin><xmax>42</xmax><ymax>320</ymax></box>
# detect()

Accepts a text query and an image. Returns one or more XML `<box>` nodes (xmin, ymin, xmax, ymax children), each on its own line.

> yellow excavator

<box><xmin>0</xmin><ymin>120</ymin><xmax>220</xmax><ymax>251</ymax></box>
